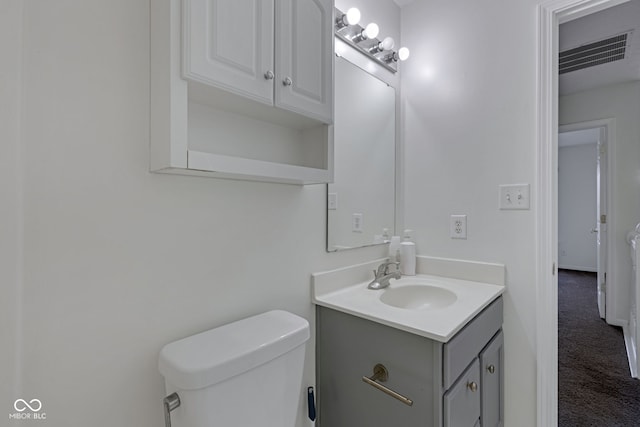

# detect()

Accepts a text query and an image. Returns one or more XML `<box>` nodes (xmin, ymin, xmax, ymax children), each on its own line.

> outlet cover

<box><xmin>328</xmin><ymin>193</ymin><xmax>337</xmax><ymax>210</ymax></box>
<box><xmin>450</xmin><ymin>215</ymin><xmax>467</xmax><ymax>239</ymax></box>
<box><xmin>352</xmin><ymin>213</ymin><xmax>363</xmax><ymax>232</ymax></box>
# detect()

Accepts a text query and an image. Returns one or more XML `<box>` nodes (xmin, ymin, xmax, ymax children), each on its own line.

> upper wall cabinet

<box><xmin>183</xmin><ymin>1</ymin><xmax>275</xmax><ymax>106</ymax></box>
<box><xmin>275</xmin><ymin>0</ymin><xmax>333</xmax><ymax>123</ymax></box>
<box><xmin>151</xmin><ymin>0</ymin><xmax>334</xmax><ymax>185</ymax></box>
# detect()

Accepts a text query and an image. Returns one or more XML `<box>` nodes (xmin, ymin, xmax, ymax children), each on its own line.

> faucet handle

<box><xmin>376</xmin><ymin>261</ymin><xmax>399</xmax><ymax>276</ymax></box>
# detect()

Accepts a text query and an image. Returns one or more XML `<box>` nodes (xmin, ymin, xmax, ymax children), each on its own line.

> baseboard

<box><xmin>622</xmin><ymin>324</ymin><xmax>638</xmax><ymax>378</ymax></box>
<box><xmin>558</xmin><ymin>264</ymin><xmax>597</xmax><ymax>272</ymax></box>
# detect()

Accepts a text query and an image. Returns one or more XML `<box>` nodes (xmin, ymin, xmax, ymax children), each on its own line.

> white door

<box><xmin>275</xmin><ymin>0</ymin><xmax>333</xmax><ymax>123</ymax></box>
<box><xmin>596</xmin><ymin>130</ymin><xmax>607</xmax><ymax>319</ymax></box>
<box><xmin>182</xmin><ymin>0</ymin><xmax>275</xmax><ymax>105</ymax></box>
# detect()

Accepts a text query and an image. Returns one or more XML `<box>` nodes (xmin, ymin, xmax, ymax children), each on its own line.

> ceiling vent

<box><xmin>560</xmin><ymin>32</ymin><xmax>631</xmax><ymax>74</ymax></box>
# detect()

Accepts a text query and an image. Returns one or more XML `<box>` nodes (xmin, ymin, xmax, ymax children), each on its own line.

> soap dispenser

<box><xmin>400</xmin><ymin>229</ymin><xmax>416</xmax><ymax>276</ymax></box>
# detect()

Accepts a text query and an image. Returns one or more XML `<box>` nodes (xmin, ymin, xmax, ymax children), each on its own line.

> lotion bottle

<box><xmin>400</xmin><ymin>229</ymin><xmax>416</xmax><ymax>276</ymax></box>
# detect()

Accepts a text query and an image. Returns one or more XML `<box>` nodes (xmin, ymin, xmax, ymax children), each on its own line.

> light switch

<box><xmin>499</xmin><ymin>184</ymin><xmax>530</xmax><ymax>210</ymax></box>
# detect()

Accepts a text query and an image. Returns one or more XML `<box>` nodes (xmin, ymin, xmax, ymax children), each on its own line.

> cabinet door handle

<box><xmin>362</xmin><ymin>364</ymin><xmax>414</xmax><ymax>406</ymax></box>
<box><xmin>264</xmin><ymin>70</ymin><xmax>274</xmax><ymax>80</ymax></box>
<box><xmin>487</xmin><ymin>364</ymin><xmax>496</xmax><ymax>374</ymax></box>
<box><xmin>283</xmin><ymin>76</ymin><xmax>293</xmax><ymax>86</ymax></box>
<box><xmin>467</xmin><ymin>381</ymin><xmax>478</xmax><ymax>392</ymax></box>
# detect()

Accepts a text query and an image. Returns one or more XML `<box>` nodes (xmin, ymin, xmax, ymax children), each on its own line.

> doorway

<box><xmin>537</xmin><ymin>0</ymin><xmax>633</xmax><ymax>425</ymax></box>
<box><xmin>558</xmin><ymin>122</ymin><xmax>610</xmax><ymax>319</ymax></box>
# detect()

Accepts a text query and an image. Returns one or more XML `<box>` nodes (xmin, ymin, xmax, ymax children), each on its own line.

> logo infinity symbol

<box><xmin>14</xmin><ymin>399</ymin><xmax>42</xmax><ymax>412</ymax></box>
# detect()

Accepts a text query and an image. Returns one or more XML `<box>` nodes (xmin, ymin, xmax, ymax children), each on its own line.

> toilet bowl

<box><xmin>158</xmin><ymin>310</ymin><xmax>310</xmax><ymax>427</ymax></box>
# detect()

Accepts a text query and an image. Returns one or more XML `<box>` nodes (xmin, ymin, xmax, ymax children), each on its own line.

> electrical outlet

<box><xmin>352</xmin><ymin>213</ymin><xmax>363</xmax><ymax>233</ymax></box>
<box><xmin>450</xmin><ymin>215</ymin><xmax>467</xmax><ymax>239</ymax></box>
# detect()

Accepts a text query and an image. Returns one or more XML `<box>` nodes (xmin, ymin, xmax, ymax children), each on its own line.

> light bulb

<box><xmin>398</xmin><ymin>47</ymin><xmax>410</xmax><ymax>61</ymax></box>
<box><xmin>363</xmin><ymin>23</ymin><xmax>379</xmax><ymax>40</ymax></box>
<box><xmin>345</xmin><ymin>7</ymin><xmax>361</xmax><ymax>25</ymax></box>
<box><xmin>379</xmin><ymin>37</ymin><xmax>395</xmax><ymax>51</ymax></box>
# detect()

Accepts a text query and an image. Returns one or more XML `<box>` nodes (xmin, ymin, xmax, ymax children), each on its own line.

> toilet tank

<box><xmin>158</xmin><ymin>310</ymin><xmax>310</xmax><ymax>427</ymax></box>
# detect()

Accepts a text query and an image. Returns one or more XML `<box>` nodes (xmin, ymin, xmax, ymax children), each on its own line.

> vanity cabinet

<box><xmin>316</xmin><ymin>297</ymin><xmax>503</xmax><ymax>427</ymax></box>
<box><xmin>479</xmin><ymin>331</ymin><xmax>504</xmax><ymax>427</ymax></box>
<box><xmin>150</xmin><ymin>0</ymin><xmax>334</xmax><ymax>184</ymax></box>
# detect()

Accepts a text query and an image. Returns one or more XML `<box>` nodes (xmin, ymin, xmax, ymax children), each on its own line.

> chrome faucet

<box><xmin>368</xmin><ymin>261</ymin><xmax>401</xmax><ymax>290</ymax></box>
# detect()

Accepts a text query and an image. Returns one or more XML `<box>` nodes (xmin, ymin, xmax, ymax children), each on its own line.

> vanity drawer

<box><xmin>442</xmin><ymin>297</ymin><xmax>503</xmax><ymax>389</ymax></box>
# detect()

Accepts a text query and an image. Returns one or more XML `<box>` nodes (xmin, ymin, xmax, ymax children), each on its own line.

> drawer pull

<box><xmin>487</xmin><ymin>364</ymin><xmax>496</xmax><ymax>374</ymax></box>
<box><xmin>467</xmin><ymin>381</ymin><xmax>478</xmax><ymax>392</ymax></box>
<box><xmin>264</xmin><ymin>70</ymin><xmax>274</xmax><ymax>80</ymax></box>
<box><xmin>362</xmin><ymin>364</ymin><xmax>414</xmax><ymax>406</ymax></box>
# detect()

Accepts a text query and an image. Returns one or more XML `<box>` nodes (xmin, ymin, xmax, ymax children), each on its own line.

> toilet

<box><xmin>158</xmin><ymin>310</ymin><xmax>310</xmax><ymax>427</ymax></box>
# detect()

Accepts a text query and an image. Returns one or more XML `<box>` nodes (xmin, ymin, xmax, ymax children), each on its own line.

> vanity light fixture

<box><xmin>398</xmin><ymin>47</ymin><xmax>410</xmax><ymax>61</ymax></box>
<box><xmin>334</xmin><ymin>7</ymin><xmax>409</xmax><ymax>73</ymax></box>
<box><xmin>335</xmin><ymin>7</ymin><xmax>361</xmax><ymax>29</ymax></box>
<box><xmin>384</xmin><ymin>47</ymin><xmax>411</xmax><ymax>63</ymax></box>
<box><xmin>369</xmin><ymin>37</ymin><xmax>395</xmax><ymax>54</ymax></box>
<box><xmin>351</xmin><ymin>22</ymin><xmax>379</xmax><ymax>43</ymax></box>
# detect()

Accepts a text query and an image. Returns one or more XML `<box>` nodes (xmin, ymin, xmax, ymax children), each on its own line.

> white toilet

<box><xmin>158</xmin><ymin>310</ymin><xmax>310</xmax><ymax>427</ymax></box>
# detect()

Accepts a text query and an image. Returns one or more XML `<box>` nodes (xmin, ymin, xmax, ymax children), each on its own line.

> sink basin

<box><xmin>380</xmin><ymin>285</ymin><xmax>457</xmax><ymax>310</ymax></box>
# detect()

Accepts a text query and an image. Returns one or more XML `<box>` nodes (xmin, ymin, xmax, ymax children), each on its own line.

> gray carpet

<box><xmin>558</xmin><ymin>269</ymin><xmax>640</xmax><ymax>426</ymax></box>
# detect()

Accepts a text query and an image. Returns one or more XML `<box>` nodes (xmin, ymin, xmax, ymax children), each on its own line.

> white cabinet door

<box><xmin>183</xmin><ymin>0</ymin><xmax>275</xmax><ymax>104</ymax></box>
<box><xmin>275</xmin><ymin>0</ymin><xmax>333</xmax><ymax>123</ymax></box>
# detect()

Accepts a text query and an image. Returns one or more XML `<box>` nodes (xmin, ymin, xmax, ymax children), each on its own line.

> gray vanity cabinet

<box><xmin>480</xmin><ymin>331</ymin><xmax>504</xmax><ymax>427</ymax></box>
<box><xmin>316</xmin><ymin>307</ymin><xmax>435</xmax><ymax>426</ymax></box>
<box><xmin>444</xmin><ymin>358</ymin><xmax>481</xmax><ymax>426</ymax></box>
<box><xmin>316</xmin><ymin>297</ymin><xmax>503</xmax><ymax>427</ymax></box>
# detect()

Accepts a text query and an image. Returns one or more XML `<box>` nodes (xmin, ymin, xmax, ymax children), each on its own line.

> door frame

<box><xmin>559</xmin><ymin>119</ymin><xmax>615</xmax><ymax>320</ymax></box>
<box><xmin>536</xmin><ymin>0</ymin><xmax>628</xmax><ymax>425</ymax></box>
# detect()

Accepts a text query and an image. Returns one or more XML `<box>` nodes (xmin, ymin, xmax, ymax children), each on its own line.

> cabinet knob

<box><xmin>467</xmin><ymin>381</ymin><xmax>478</xmax><ymax>392</ymax></box>
<box><xmin>283</xmin><ymin>76</ymin><xmax>293</xmax><ymax>86</ymax></box>
<box><xmin>487</xmin><ymin>364</ymin><xmax>496</xmax><ymax>374</ymax></box>
<box><xmin>264</xmin><ymin>70</ymin><xmax>274</xmax><ymax>80</ymax></box>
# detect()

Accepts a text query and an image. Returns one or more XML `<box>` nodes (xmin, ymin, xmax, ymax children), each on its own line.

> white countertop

<box><xmin>312</xmin><ymin>273</ymin><xmax>505</xmax><ymax>342</ymax></box>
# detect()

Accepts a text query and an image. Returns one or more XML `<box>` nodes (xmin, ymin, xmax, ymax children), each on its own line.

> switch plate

<box><xmin>352</xmin><ymin>213</ymin><xmax>363</xmax><ymax>232</ymax></box>
<box><xmin>450</xmin><ymin>215</ymin><xmax>467</xmax><ymax>239</ymax></box>
<box><xmin>328</xmin><ymin>193</ymin><xmax>337</xmax><ymax>210</ymax></box>
<box><xmin>499</xmin><ymin>184</ymin><xmax>530</xmax><ymax>210</ymax></box>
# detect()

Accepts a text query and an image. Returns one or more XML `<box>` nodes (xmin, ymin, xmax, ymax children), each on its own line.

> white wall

<box><xmin>558</xmin><ymin>143</ymin><xmax>598</xmax><ymax>271</ymax></box>
<box><xmin>401</xmin><ymin>0</ymin><xmax>539</xmax><ymax>424</ymax></box>
<box><xmin>0</xmin><ymin>0</ymin><xmax>23</xmax><ymax>415</ymax></box>
<box><xmin>1</xmin><ymin>1</ymin><xmax>399</xmax><ymax>426</ymax></box>
<box><xmin>560</xmin><ymin>81</ymin><xmax>640</xmax><ymax>325</ymax></box>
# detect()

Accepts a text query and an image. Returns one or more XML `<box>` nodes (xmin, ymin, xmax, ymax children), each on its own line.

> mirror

<box><xmin>327</xmin><ymin>56</ymin><xmax>396</xmax><ymax>251</ymax></box>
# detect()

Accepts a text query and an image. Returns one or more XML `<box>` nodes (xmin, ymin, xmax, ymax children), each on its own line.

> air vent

<box><xmin>560</xmin><ymin>32</ymin><xmax>630</xmax><ymax>74</ymax></box>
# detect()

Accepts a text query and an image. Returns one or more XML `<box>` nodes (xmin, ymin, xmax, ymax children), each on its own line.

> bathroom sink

<box><xmin>380</xmin><ymin>285</ymin><xmax>457</xmax><ymax>310</ymax></box>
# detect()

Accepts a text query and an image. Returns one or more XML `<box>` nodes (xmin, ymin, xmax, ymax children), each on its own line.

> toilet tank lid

<box><xmin>158</xmin><ymin>310</ymin><xmax>310</xmax><ymax>390</ymax></box>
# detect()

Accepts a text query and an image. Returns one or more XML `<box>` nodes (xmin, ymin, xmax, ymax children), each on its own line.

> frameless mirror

<box><xmin>327</xmin><ymin>56</ymin><xmax>396</xmax><ymax>251</ymax></box>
